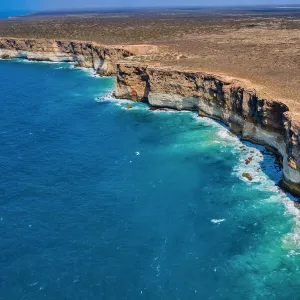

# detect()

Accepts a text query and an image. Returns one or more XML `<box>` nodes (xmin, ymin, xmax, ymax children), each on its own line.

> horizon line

<box><xmin>2</xmin><ymin>3</ymin><xmax>300</xmax><ymax>13</ymax></box>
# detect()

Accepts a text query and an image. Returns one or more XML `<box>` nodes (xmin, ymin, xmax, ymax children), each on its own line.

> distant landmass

<box><xmin>0</xmin><ymin>10</ymin><xmax>32</xmax><ymax>19</ymax></box>
<box><xmin>11</xmin><ymin>5</ymin><xmax>300</xmax><ymax>19</ymax></box>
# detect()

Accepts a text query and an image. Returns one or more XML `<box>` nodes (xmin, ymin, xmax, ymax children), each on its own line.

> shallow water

<box><xmin>1</xmin><ymin>59</ymin><xmax>300</xmax><ymax>299</ymax></box>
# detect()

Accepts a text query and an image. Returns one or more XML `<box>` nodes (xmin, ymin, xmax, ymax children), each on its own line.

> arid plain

<box><xmin>0</xmin><ymin>7</ymin><xmax>299</xmax><ymax>114</ymax></box>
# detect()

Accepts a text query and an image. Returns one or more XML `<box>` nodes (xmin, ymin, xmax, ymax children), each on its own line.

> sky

<box><xmin>1</xmin><ymin>0</ymin><xmax>300</xmax><ymax>12</ymax></box>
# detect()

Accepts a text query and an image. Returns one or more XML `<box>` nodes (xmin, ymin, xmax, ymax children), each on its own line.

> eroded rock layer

<box><xmin>115</xmin><ymin>63</ymin><xmax>300</xmax><ymax>196</ymax></box>
<box><xmin>0</xmin><ymin>38</ymin><xmax>133</xmax><ymax>75</ymax></box>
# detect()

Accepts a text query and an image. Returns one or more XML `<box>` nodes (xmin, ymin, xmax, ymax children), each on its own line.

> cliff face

<box><xmin>115</xmin><ymin>63</ymin><xmax>300</xmax><ymax>196</ymax></box>
<box><xmin>0</xmin><ymin>38</ymin><xmax>133</xmax><ymax>75</ymax></box>
<box><xmin>1</xmin><ymin>37</ymin><xmax>299</xmax><ymax>196</ymax></box>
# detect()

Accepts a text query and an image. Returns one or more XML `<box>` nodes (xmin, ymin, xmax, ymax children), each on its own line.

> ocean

<box><xmin>0</xmin><ymin>10</ymin><xmax>32</xmax><ymax>19</ymax></box>
<box><xmin>1</xmin><ymin>59</ymin><xmax>300</xmax><ymax>299</ymax></box>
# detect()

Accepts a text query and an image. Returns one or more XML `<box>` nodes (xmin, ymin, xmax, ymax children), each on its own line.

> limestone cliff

<box><xmin>115</xmin><ymin>63</ymin><xmax>300</xmax><ymax>196</ymax></box>
<box><xmin>0</xmin><ymin>38</ymin><xmax>133</xmax><ymax>75</ymax></box>
<box><xmin>1</xmin><ymin>37</ymin><xmax>299</xmax><ymax>196</ymax></box>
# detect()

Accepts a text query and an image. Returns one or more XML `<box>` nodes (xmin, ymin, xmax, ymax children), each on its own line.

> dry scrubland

<box><xmin>0</xmin><ymin>8</ymin><xmax>299</xmax><ymax>113</ymax></box>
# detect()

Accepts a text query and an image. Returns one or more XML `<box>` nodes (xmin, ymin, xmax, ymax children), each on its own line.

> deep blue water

<box><xmin>1</xmin><ymin>59</ymin><xmax>300</xmax><ymax>299</ymax></box>
<box><xmin>0</xmin><ymin>10</ymin><xmax>32</xmax><ymax>18</ymax></box>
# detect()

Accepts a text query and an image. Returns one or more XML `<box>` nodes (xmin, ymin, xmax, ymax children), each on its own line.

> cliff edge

<box><xmin>0</xmin><ymin>37</ymin><xmax>134</xmax><ymax>75</ymax></box>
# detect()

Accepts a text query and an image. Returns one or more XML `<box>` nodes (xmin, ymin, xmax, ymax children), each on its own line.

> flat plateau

<box><xmin>0</xmin><ymin>7</ymin><xmax>299</xmax><ymax>118</ymax></box>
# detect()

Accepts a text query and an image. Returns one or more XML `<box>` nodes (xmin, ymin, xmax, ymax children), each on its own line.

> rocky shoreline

<box><xmin>0</xmin><ymin>37</ymin><xmax>133</xmax><ymax>75</ymax></box>
<box><xmin>1</xmin><ymin>37</ymin><xmax>299</xmax><ymax>197</ymax></box>
<box><xmin>114</xmin><ymin>64</ymin><xmax>300</xmax><ymax>198</ymax></box>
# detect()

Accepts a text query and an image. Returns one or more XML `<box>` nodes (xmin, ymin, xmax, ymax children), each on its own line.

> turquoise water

<box><xmin>1</xmin><ymin>59</ymin><xmax>300</xmax><ymax>299</ymax></box>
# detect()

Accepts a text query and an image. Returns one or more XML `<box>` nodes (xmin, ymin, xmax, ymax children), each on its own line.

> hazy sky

<box><xmin>1</xmin><ymin>0</ymin><xmax>300</xmax><ymax>11</ymax></box>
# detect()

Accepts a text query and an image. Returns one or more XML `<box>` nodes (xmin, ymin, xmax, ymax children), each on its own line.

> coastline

<box><xmin>114</xmin><ymin>64</ymin><xmax>300</xmax><ymax>198</ymax></box>
<box><xmin>0</xmin><ymin>37</ymin><xmax>134</xmax><ymax>75</ymax></box>
<box><xmin>0</xmin><ymin>37</ymin><xmax>299</xmax><ymax>198</ymax></box>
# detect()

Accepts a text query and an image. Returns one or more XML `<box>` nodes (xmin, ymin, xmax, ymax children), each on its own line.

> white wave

<box><xmin>151</xmin><ymin>109</ymin><xmax>193</xmax><ymax>116</ymax></box>
<box><xmin>94</xmin><ymin>93</ymin><xmax>116</xmax><ymax>102</ymax></box>
<box><xmin>287</xmin><ymin>250</ymin><xmax>300</xmax><ymax>257</ymax></box>
<box><xmin>76</xmin><ymin>66</ymin><xmax>98</xmax><ymax>77</ymax></box>
<box><xmin>211</xmin><ymin>219</ymin><xmax>226</xmax><ymax>224</ymax></box>
<box><xmin>217</xmin><ymin>129</ymin><xmax>240</xmax><ymax>145</ymax></box>
<box><xmin>28</xmin><ymin>282</ymin><xmax>38</xmax><ymax>287</ymax></box>
<box><xmin>282</xmin><ymin>194</ymin><xmax>300</xmax><ymax>249</ymax></box>
<box><xmin>192</xmin><ymin>115</ymin><xmax>225</xmax><ymax>128</ymax></box>
<box><xmin>95</xmin><ymin>96</ymin><xmax>151</xmax><ymax>112</ymax></box>
<box><xmin>55</xmin><ymin>64</ymin><xmax>73</xmax><ymax>69</ymax></box>
<box><xmin>233</xmin><ymin>142</ymin><xmax>282</xmax><ymax>187</ymax></box>
<box><xmin>15</xmin><ymin>58</ymin><xmax>62</xmax><ymax>64</ymax></box>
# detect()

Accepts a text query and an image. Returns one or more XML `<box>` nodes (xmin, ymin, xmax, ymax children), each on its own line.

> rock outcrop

<box><xmin>115</xmin><ymin>63</ymin><xmax>300</xmax><ymax>196</ymax></box>
<box><xmin>0</xmin><ymin>38</ymin><xmax>133</xmax><ymax>75</ymax></box>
